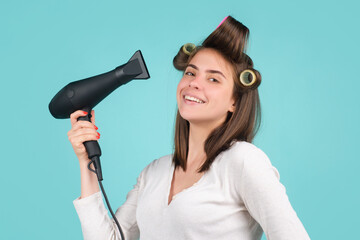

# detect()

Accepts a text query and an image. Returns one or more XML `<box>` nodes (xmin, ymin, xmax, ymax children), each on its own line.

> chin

<box><xmin>179</xmin><ymin>112</ymin><xmax>210</xmax><ymax>124</ymax></box>
<box><xmin>179</xmin><ymin>111</ymin><xmax>198</xmax><ymax>122</ymax></box>
<box><xmin>181</xmin><ymin>111</ymin><xmax>228</xmax><ymax>128</ymax></box>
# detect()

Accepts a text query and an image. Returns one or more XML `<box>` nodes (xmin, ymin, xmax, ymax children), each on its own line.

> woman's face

<box><xmin>176</xmin><ymin>48</ymin><xmax>235</xmax><ymax>127</ymax></box>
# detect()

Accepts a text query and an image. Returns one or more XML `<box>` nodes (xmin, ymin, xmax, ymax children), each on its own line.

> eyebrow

<box><xmin>187</xmin><ymin>64</ymin><xmax>226</xmax><ymax>79</ymax></box>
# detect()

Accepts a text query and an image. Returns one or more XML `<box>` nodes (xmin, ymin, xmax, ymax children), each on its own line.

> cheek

<box><xmin>210</xmin><ymin>89</ymin><xmax>233</xmax><ymax>109</ymax></box>
<box><xmin>176</xmin><ymin>78</ymin><xmax>187</xmax><ymax>95</ymax></box>
<box><xmin>178</xmin><ymin>77</ymin><xmax>188</xmax><ymax>87</ymax></box>
<box><xmin>176</xmin><ymin>81</ymin><xmax>184</xmax><ymax>104</ymax></box>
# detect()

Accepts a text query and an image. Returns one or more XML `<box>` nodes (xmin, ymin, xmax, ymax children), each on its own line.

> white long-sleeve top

<box><xmin>73</xmin><ymin>141</ymin><xmax>310</xmax><ymax>240</ymax></box>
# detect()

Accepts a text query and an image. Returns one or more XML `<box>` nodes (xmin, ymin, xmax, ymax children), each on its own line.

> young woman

<box><xmin>69</xmin><ymin>16</ymin><xmax>311</xmax><ymax>240</ymax></box>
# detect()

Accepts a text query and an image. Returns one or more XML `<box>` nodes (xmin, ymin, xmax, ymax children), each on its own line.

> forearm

<box><xmin>79</xmin><ymin>159</ymin><xmax>100</xmax><ymax>199</ymax></box>
<box><xmin>73</xmin><ymin>159</ymin><xmax>142</xmax><ymax>240</ymax></box>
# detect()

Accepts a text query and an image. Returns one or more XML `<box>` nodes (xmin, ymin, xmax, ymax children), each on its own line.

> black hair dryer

<box><xmin>49</xmin><ymin>50</ymin><xmax>150</xmax><ymax>181</ymax></box>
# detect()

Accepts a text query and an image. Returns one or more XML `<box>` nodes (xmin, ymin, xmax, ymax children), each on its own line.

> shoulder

<box><xmin>139</xmin><ymin>153</ymin><xmax>173</xmax><ymax>179</ymax></box>
<box><xmin>220</xmin><ymin>141</ymin><xmax>281</xmax><ymax>200</ymax></box>
<box><xmin>221</xmin><ymin>140</ymin><xmax>270</xmax><ymax>164</ymax></box>
<box><xmin>226</xmin><ymin>140</ymin><xmax>264</xmax><ymax>156</ymax></box>
<box><xmin>219</xmin><ymin>140</ymin><xmax>278</xmax><ymax>178</ymax></box>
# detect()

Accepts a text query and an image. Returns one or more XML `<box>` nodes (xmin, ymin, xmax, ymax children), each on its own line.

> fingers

<box><xmin>68</xmin><ymin>124</ymin><xmax>100</xmax><ymax>148</ymax></box>
<box><xmin>70</xmin><ymin>110</ymin><xmax>88</xmax><ymax>126</ymax></box>
<box><xmin>68</xmin><ymin>124</ymin><xmax>99</xmax><ymax>138</ymax></box>
<box><xmin>68</xmin><ymin>132</ymin><xmax>100</xmax><ymax>158</ymax></box>
<box><xmin>71</xmin><ymin>120</ymin><xmax>97</xmax><ymax>132</ymax></box>
<box><xmin>91</xmin><ymin>110</ymin><xmax>95</xmax><ymax>125</ymax></box>
<box><xmin>69</xmin><ymin>133</ymin><xmax>100</xmax><ymax>147</ymax></box>
<box><xmin>68</xmin><ymin>109</ymin><xmax>100</xmax><ymax>160</ymax></box>
<box><xmin>70</xmin><ymin>127</ymin><xmax>98</xmax><ymax>138</ymax></box>
<box><xmin>70</xmin><ymin>110</ymin><xmax>96</xmax><ymax>126</ymax></box>
<box><xmin>69</xmin><ymin>110</ymin><xmax>99</xmax><ymax>140</ymax></box>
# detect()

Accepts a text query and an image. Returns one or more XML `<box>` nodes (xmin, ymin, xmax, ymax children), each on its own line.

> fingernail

<box><xmin>96</xmin><ymin>135</ymin><xmax>100</xmax><ymax>139</ymax></box>
<box><xmin>83</xmin><ymin>111</ymin><xmax>88</xmax><ymax>115</ymax></box>
<box><xmin>94</xmin><ymin>125</ymin><xmax>98</xmax><ymax>130</ymax></box>
<box><xmin>97</xmin><ymin>132</ymin><xmax>100</xmax><ymax>137</ymax></box>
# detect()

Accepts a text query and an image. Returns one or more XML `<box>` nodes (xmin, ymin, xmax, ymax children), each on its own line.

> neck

<box><xmin>187</xmin><ymin>121</ymin><xmax>218</xmax><ymax>168</ymax></box>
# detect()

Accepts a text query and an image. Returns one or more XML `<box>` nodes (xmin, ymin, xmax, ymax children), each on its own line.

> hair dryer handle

<box><xmin>77</xmin><ymin>107</ymin><xmax>103</xmax><ymax>181</ymax></box>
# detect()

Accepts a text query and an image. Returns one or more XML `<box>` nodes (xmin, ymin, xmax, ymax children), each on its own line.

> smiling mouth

<box><xmin>183</xmin><ymin>95</ymin><xmax>205</xmax><ymax>104</ymax></box>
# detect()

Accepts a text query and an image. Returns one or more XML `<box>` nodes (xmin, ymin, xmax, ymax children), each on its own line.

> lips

<box><xmin>182</xmin><ymin>93</ymin><xmax>206</xmax><ymax>103</ymax></box>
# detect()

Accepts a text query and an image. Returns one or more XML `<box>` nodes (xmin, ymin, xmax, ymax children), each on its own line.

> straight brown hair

<box><xmin>172</xmin><ymin>16</ymin><xmax>262</xmax><ymax>173</ymax></box>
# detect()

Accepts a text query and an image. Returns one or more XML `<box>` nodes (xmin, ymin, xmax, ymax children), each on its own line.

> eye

<box><xmin>209</xmin><ymin>78</ymin><xmax>219</xmax><ymax>83</ymax></box>
<box><xmin>185</xmin><ymin>71</ymin><xmax>195</xmax><ymax>76</ymax></box>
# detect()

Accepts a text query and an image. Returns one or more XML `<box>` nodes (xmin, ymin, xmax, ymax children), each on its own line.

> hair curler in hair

<box><xmin>173</xmin><ymin>43</ymin><xmax>196</xmax><ymax>70</ymax></box>
<box><xmin>203</xmin><ymin>15</ymin><xmax>250</xmax><ymax>62</ymax></box>
<box><xmin>182</xmin><ymin>43</ymin><xmax>196</xmax><ymax>55</ymax></box>
<box><xmin>239</xmin><ymin>69</ymin><xmax>257</xmax><ymax>87</ymax></box>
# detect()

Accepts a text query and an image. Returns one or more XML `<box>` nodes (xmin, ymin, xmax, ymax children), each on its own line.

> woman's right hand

<box><xmin>67</xmin><ymin>110</ymin><xmax>100</xmax><ymax>163</ymax></box>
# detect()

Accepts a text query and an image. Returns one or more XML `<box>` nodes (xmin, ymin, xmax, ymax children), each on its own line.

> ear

<box><xmin>228</xmin><ymin>98</ymin><xmax>236</xmax><ymax>113</ymax></box>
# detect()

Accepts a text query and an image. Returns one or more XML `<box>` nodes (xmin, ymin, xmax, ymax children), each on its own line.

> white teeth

<box><xmin>184</xmin><ymin>95</ymin><xmax>204</xmax><ymax>103</ymax></box>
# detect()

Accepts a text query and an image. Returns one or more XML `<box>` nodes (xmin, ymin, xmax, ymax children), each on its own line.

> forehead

<box><xmin>188</xmin><ymin>48</ymin><xmax>233</xmax><ymax>75</ymax></box>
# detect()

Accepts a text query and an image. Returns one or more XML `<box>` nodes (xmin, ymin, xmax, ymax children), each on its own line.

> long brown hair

<box><xmin>172</xmin><ymin>16</ymin><xmax>262</xmax><ymax>173</ymax></box>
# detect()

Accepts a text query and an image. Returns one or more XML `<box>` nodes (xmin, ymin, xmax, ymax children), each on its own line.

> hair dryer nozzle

<box><xmin>128</xmin><ymin>50</ymin><xmax>150</xmax><ymax>79</ymax></box>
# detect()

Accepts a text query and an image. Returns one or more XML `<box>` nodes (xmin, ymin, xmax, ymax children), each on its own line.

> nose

<box><xmin>188</xmin><ymin>74</ymin><xmax>202</xmax><ymax>89</ymax></box>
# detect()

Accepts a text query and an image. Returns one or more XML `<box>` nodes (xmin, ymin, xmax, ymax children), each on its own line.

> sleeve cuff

<box><xmin>73</xmin><ymin>191</ymin><xmax>102</xmax><ymax>206</ymax></box>
<box><xmin>73</xmin><ymin>191</ymin><xmax>108</xmax><ymax>223</ymax></box>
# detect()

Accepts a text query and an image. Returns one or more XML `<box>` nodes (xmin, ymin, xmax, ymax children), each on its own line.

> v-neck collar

<box><xmin>166</xmin><ymin>160</ymin><xmax>208</xmax><ymax>207</ymax></box>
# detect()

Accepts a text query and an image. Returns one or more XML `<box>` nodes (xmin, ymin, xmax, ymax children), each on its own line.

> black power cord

<box><xmin>88</xmin><ymin>159</ymin><xmax>125</xmax><ymax>240</ymax></box>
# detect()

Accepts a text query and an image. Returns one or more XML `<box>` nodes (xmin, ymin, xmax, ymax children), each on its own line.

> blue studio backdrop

<box><xmin>1</xmin><ymin>0</ymin><xmax>359</xmax><ymax>239</ymax></box>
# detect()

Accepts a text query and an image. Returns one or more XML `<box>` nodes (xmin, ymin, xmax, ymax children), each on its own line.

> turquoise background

<box><xmin>1</xmin><ymin>0</ymin><xmax>359</xmax><ymax>239</ymax></box>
